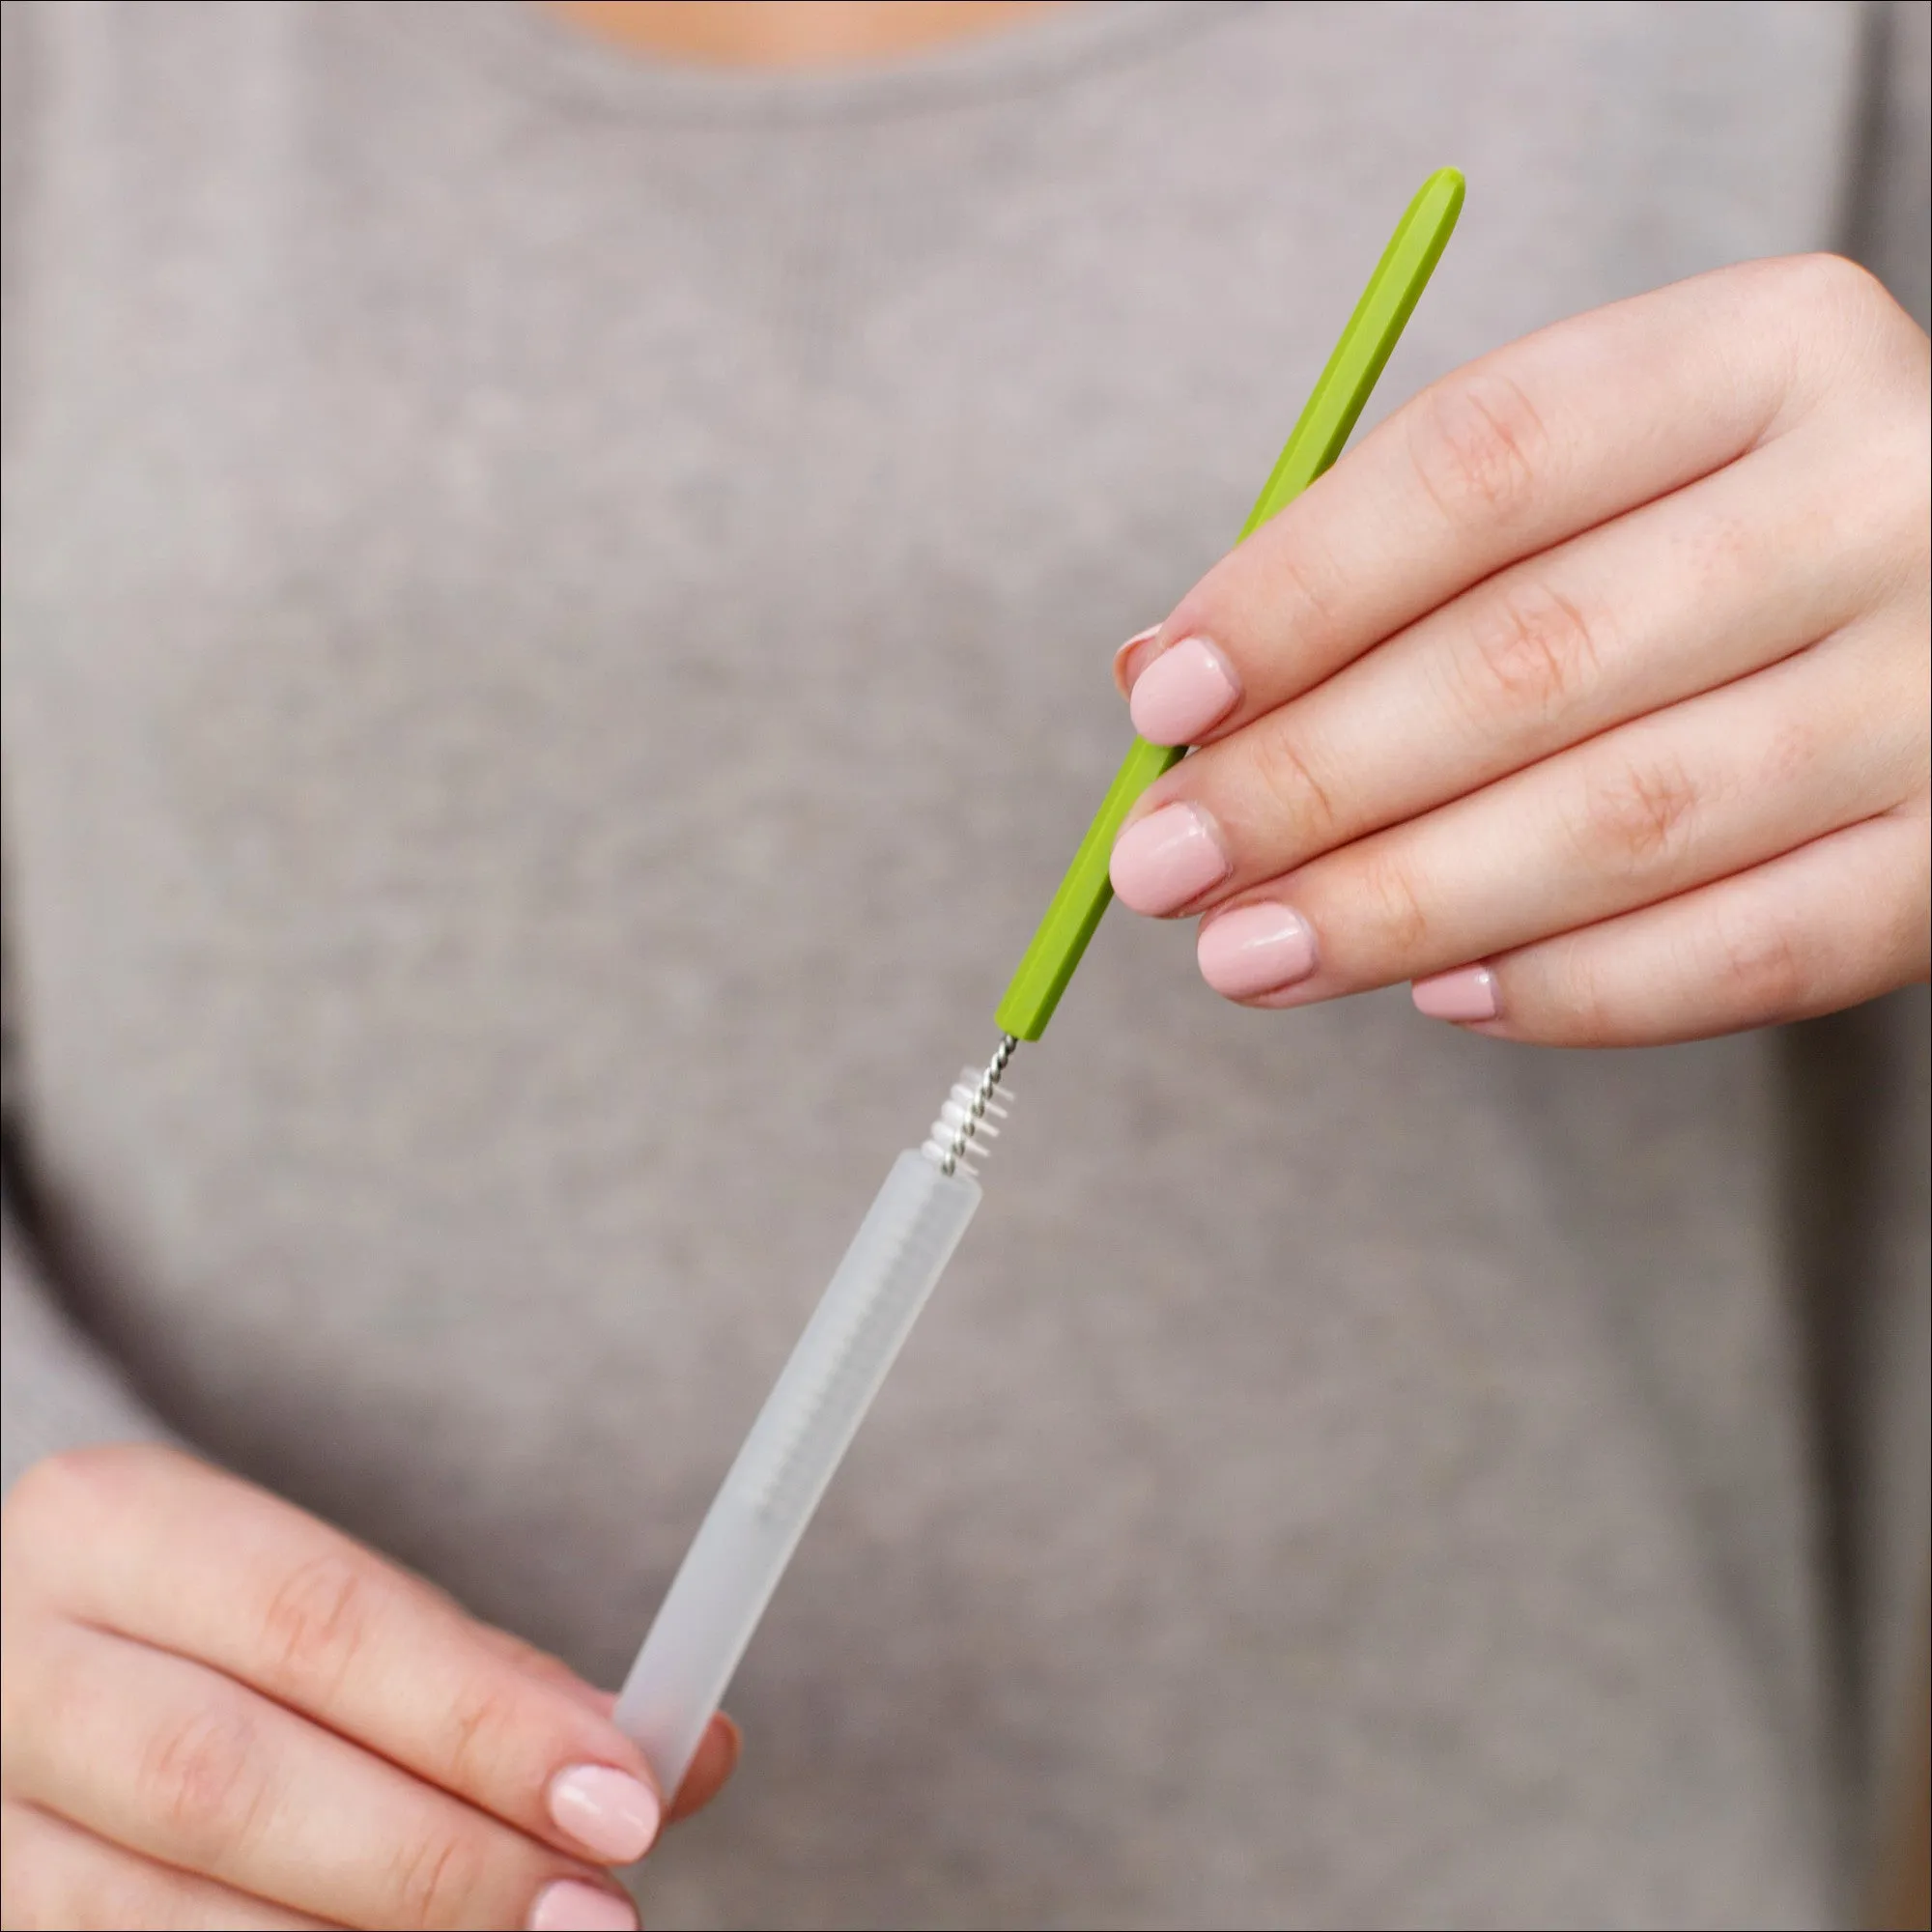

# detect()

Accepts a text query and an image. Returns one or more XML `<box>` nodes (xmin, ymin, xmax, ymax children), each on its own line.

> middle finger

<box><xmin>1110</xmin><ymin>426</ymin><xmax>1895</xmax><ymax>920</ymax></box>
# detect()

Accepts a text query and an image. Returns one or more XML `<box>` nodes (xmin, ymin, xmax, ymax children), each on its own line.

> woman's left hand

<box><xmin>1109</xmin><ymin>254</ymin><xmax>1929</xmax><ymax>1045</ymax></box>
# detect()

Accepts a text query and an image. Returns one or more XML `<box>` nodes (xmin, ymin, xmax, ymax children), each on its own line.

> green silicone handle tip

<box><xmin>993</xmin><ymin>167</ymin><xmax>1464</xmax><ymax>1043</ymax></box>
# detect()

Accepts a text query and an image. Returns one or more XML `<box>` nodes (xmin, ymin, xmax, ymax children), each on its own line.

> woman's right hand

<box><xmin>1</xmin><ymin>1443</ymin><xmax>737</xmax><ymax>1930</ymax></box>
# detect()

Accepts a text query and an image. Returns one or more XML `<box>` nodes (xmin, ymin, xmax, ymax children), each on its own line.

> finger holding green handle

<box><xmin>993</xmin><ymin>166</ymin><xmax>1465</xmax><ymax>1043</ymax></box>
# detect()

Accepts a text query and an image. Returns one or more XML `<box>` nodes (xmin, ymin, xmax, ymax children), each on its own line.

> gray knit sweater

<box><xmin>3</xmin><ymin>5</ymin><xmax>1927</xmax><ymax>1925</ymax></box>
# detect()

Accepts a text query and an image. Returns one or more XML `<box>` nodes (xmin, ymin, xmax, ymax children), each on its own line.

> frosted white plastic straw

<box><xmin>614</xmin><ymin>1148</ymin><xmax>982</xmax><ymax>1797</ymax></box>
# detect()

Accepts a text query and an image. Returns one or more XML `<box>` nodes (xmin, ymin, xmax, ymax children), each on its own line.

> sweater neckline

<box><xmin>380</xmin><ymin>1</ymin><xmax>1241</xmax><ymax>127</ymax></box>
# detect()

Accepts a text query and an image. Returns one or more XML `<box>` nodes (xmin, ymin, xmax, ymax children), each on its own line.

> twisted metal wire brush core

<box><xmin>923</xmin><ymin>1034</ymin><xmax>1019</xmax><ymax>1179</ymax></box>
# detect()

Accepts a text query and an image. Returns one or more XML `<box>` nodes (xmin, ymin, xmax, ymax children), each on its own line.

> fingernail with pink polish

<box><xmin>548</xmin><ymin>1765</ymin><xmax>660</xmax><ymax>1863</ymax></box>
<box><xmin>1197</xmin><ymin>903</ymin><xmax>1319</xmax><ymax>998</ymax></box>
<box><xmin>1411</xmin><ymin>965</ymin><xmax>1499</xmax><ymax>1023</ymax></box>
<box><xmin>1111</xmin><ymin>624</ymin><xmax>1162</xmax><ymax>697</ymax></box>
<box><xmin>527</xmin><ymin>1878</ymin><xmax>640</xmax><ymax>1931</ymax></box>
<box><xmin>1128</xmin><ymin>636</ymin><xmax>1241</xmax><ymax>746</ymax></box>
<box><xmin>1110</xmin><ymin>802</ymin><xmax>1232</xmax><ymax>915</ymax></box>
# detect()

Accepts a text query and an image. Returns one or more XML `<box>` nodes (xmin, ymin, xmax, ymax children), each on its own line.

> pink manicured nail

<box><xmin>1110</xmin><ymin>803</ymin><xmax>1231</xmax><ymax>914</ymax></box>
<box><xmin>1128</xmin><ymin>636</ymin><xmax>1241</xmax><ymax>746</ymax></box>
<box><xmin>527</xmin><ymin>1878</ymin><xmax>640</xmax><ymax>1931</ymax></box>
<box><xmin>1411</xmin><ymin>965</ymin><xmax>1499</xmax><ymax>1022</ymax></box>
<box><xmin>1197</xmin><ymin>903</ymin><xmax>1319</xmax><ymax>998</ymax></box>
<box><xmin>1111</xmin><ymin>624</ymin><xmax>1162</xmax><ymax>696</ymax></box>
<box><xmin>548</xmin><ymin>1765</ymin><xmax>660</xmax><ymax>1863</ymax></box>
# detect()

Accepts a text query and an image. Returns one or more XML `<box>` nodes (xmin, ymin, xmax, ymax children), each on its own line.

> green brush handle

<box><xmin>993</xmin><ymin>166</ymin><xmax>1465</xmax><ymax>1043</ymax></box>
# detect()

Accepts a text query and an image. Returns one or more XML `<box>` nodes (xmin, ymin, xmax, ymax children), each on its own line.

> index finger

<box><xmin>29</xmin><ymin>1447</ymin><xmax>669</xmax><ymax>1868</ymax></box>
<box><xmin>1121</xmin><ymin>255</ymin><xmax>1866</xmax><ymax>747</ymax></box>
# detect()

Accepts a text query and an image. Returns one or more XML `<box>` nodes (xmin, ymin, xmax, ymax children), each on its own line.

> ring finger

<box><xmin>1435</xmin><ymin>803</ymin><xmax>1930</xmax><ymax>1045</ymax></box>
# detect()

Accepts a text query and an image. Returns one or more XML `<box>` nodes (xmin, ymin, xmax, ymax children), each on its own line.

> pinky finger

<box><xmin>0</xmin><ymin>1799</ymin><xmax>329</xmax><ymax>1932</ymax></box>
<box><xmin>1415</xmin><ymin>804</ymin><xmax>1931</xmax><ymax>1047</ymax></box>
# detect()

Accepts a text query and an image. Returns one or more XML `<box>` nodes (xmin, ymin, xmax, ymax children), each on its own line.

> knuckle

<box><xmin>1779</xmin><ymin>250</ymin><xmax>1887</xmax><ymax>322</ymax></box>
<box><xmin>1574</xmin><ymin>751</ymin><xmax>1701</xmax><ymax>872</ymax></box>
<box><xmin>1765</xmin><ymin>255</ymin><xmax>1910</xmax><ymax>406</ymax></box>
<box><xmin>1761</xmin><ymin>716</ymin><xmax>1817</xmax><ymax>792</ymax></box>
<box><xmin>2</xmin><ymin>1448</ymin><xmax>154</xmax><ymax>1617</ymax></box>
<box><xmin>1245</xmin><ymin>721</ymin><xmax>1342</xmax><ymax>850</ymax></box>
<box><xmin>0</xmin><ymin>1470</ymin><xmax>61</xmax><ymax>1590</ymax></box>
<box><xmin>3</xmin><ymin>1448</ymin><xmax>122</xmax><ymax>1558</ymax></box>
<box><xmin>386</xmin><ymin>1821</ymin><xmax>489</xmax><ymax>1930</ymax></box>
<box><xmin>1549</xmin><ymin>944</ymin><xmax>1619</xmax><ymax>1045</ymax></box>
<box><xmin>1709</xmin><ymin>904</ymin><xmax>1815</xmax><ymax>1022</ymax></box>
<box><xmin>1</xmin><ymin>1459</ymin><xmax>74</xmax><ymax>1551</ymax></box>
<box><xmin>1406</xmin><ymin>368</ymin><xmax>1551</xmax><ymax>529</ymax></box>
<box><xmin>1260</xmin><ymin>527</ymin><xmax>1349</xmax><ymax>641</ymax></box>
<box><xmin>1353</xmin><ymin>844</ymin><xmax>1432</xmax><ymax>954</ymax></box>
<box><xmin>143</xmin><ymin>1702</ymin><xmax>270</xmax><ymax>1863</ymax></box>
<box><xmin>439</xmin><ymin>1673</ymin><xmax>526</xmax><ymax>1792</ymax></box>
<box><xmin>1461</xmin><ymin>574</ymin><xmax>1605</xmax><ymax>724</ymax></box>
<box><xmin>258</xmin><ymin>1551</ymin><xmax>380</xmax><ymax>1697</ymax></box>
